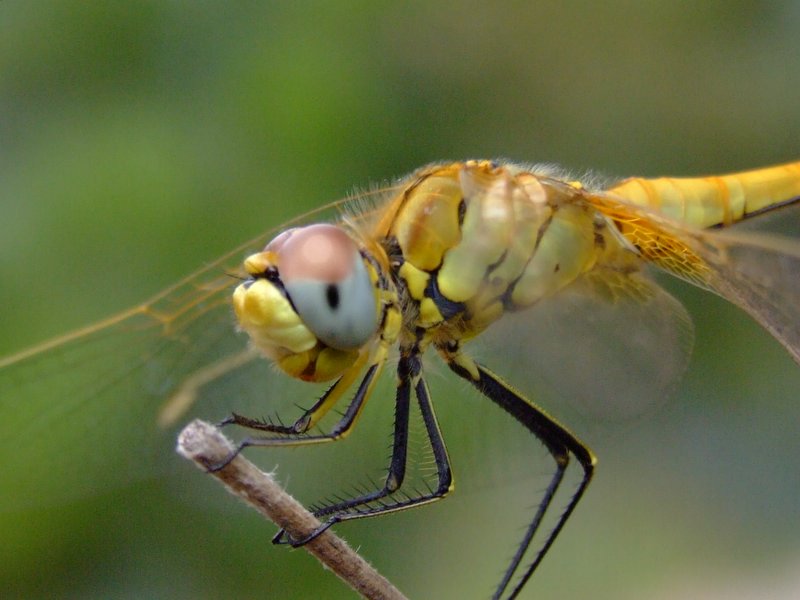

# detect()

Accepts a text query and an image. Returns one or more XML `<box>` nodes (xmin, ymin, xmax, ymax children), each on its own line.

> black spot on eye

<box><xmin>326</xmin><ymin>284</ymin><xmax>340</xmax><ymax>310</ymax></box>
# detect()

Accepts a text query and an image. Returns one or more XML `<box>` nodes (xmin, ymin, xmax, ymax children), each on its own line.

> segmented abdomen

<box><xmin>609</xmin><ymin>161</ymin><xmax>800</xmax><ymax>228</ymax></box>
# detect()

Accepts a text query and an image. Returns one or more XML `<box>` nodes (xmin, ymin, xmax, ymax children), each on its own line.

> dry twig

<box><xmin>177</xmin><ymin>419</ymin><xmax>408</xmax><ymax>600</ymax></box>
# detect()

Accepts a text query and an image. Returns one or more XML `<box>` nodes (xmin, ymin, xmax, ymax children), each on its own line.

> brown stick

<box><xmin>176</xmin><ymin>419</ymin><xmax>408</xmax><ymax>600</ymax></box>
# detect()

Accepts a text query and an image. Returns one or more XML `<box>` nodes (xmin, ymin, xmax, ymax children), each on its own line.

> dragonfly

<box><xmin>1</xmin><ymin>159</ymin><xmax>799</xmax><ymax>599</ymax></box>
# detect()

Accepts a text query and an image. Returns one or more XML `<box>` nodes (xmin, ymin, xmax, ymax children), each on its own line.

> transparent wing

<box><xmin>675</xmin><ymin>228</ymin><xmax>800</xmax><ymax>365</ymax></box>
<box><xmin>0</xmin><ymin>187</ymin><xmax>402</xmax><ymax>512</ymax></box>
<box><xmin>473</xmin><ymin>197</ymin><xmax>799</xmax><ymax>426</ymax></box>
<box><xmin>1</xmin><ymin>288</ymin><xmax>239</xmax><ymax>511</ymax></box>
<box><xmin>474</xmin><ymin>262</ymin><xmax>695</xmax><ymax>423</ymax></box>
<box><xmin>585</xmin><ymin>191</ymin><xmax>800</xmax><ymax>366</ymax></box>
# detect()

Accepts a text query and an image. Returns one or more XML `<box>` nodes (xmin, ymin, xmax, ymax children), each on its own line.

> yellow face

<box><xmin>232</xmin><ymin>223</ymin><xmax>379</xmax><ymax>382</ymax></box>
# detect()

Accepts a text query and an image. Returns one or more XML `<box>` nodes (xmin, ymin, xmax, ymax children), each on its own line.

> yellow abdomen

<box><xmin>609</xmin><ymin>161</ymin><xmax>800</xmax><ymax>228</ymax></box>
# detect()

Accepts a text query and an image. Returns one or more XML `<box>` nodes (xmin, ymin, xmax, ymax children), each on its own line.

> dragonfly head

<box><xmin>233</xmin><ymin>224</ymin><xmax>380</xmax><ymax>382</ymax></box>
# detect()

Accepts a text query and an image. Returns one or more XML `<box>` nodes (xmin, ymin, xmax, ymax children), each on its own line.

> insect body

<box><xmin>222</xmin><ymin>160</ymin><xmax>800</xmax><ymax>598</ymax></box>
<box><xmin>1</xmin><ymin>159</ymin><xmax>799</xmax><ymax>598</ymax></box>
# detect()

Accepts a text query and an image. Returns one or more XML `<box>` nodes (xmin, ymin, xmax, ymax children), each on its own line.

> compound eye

<box><xmin>277</xmin><ymin>224</ymin><xmax>378</xmax><ymax>350</ymax></box>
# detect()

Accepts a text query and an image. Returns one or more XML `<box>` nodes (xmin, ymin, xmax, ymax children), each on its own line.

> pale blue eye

<box><xmin>279</xmin><ymin>226</ymin><xmax>378</xmax><ymax>351</ymax></box>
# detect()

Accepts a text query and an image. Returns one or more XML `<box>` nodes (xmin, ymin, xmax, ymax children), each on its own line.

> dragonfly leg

<box><xmin>446</xmin><ymin>355</ymin><xmax>596</xmax><ymax>600</ymax></box>
<box><xmin>275</xmin><ymin>350</ymin><xmax>453</xmax><ymax>546</ymax></box>
<box><xmin>219</xmin><ymin>371</ymin><xmax>364</xmax><ymax>435</ymax></box>
<box><xmin>207</xmin><ymin>364</ymin><xmax>380</xmax><ymax>472</ymax></box>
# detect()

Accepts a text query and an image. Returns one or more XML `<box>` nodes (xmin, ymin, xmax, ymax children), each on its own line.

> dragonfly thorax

<box><xmin>379</xmin><ymin>161</ymin><xmax>607</xmax><ymax>342</ymax></box>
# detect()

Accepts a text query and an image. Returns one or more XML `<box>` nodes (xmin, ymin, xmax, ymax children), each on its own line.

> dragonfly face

<box><xmin>233</xmin><ymin>223</ymin><xmax>384</xmax><ymax>382</ymax></box>
<box><xmin>2</xmin><ymin>158</ymin><xmax>799</xmax><ymax>599</ymax></box>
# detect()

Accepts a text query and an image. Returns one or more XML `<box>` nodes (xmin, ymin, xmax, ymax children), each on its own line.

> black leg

<box><xmin>277</xmin><ymin>351</ymin><xmax>453</xmax><ymax>546</ymax></box>
<box><xmin>208</xmin><ymin>364</ymin><xmax>380</xmax><ymax>473</ymax></box>
<box><xmin>220</xmin><ymin>363</ymin><xmax>379</xmax><ymax>437</ymax></box>
<box><xmin>447</xmin><ymin>357</ymin><xmax>595</xmax><ymax>600</ymax></box>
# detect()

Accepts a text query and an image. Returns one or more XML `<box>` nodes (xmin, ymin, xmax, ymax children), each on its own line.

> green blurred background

<box><xmin>2</xmin><ymin>2</ymin><xmax>800</xmax><ymax>599</ymax></box>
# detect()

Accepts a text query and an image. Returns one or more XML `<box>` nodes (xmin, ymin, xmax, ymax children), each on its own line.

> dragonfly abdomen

<box><xmin>609</xmin><ymin>161</ymin><xmax>800</xmax><ymax>228</ymax></box>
